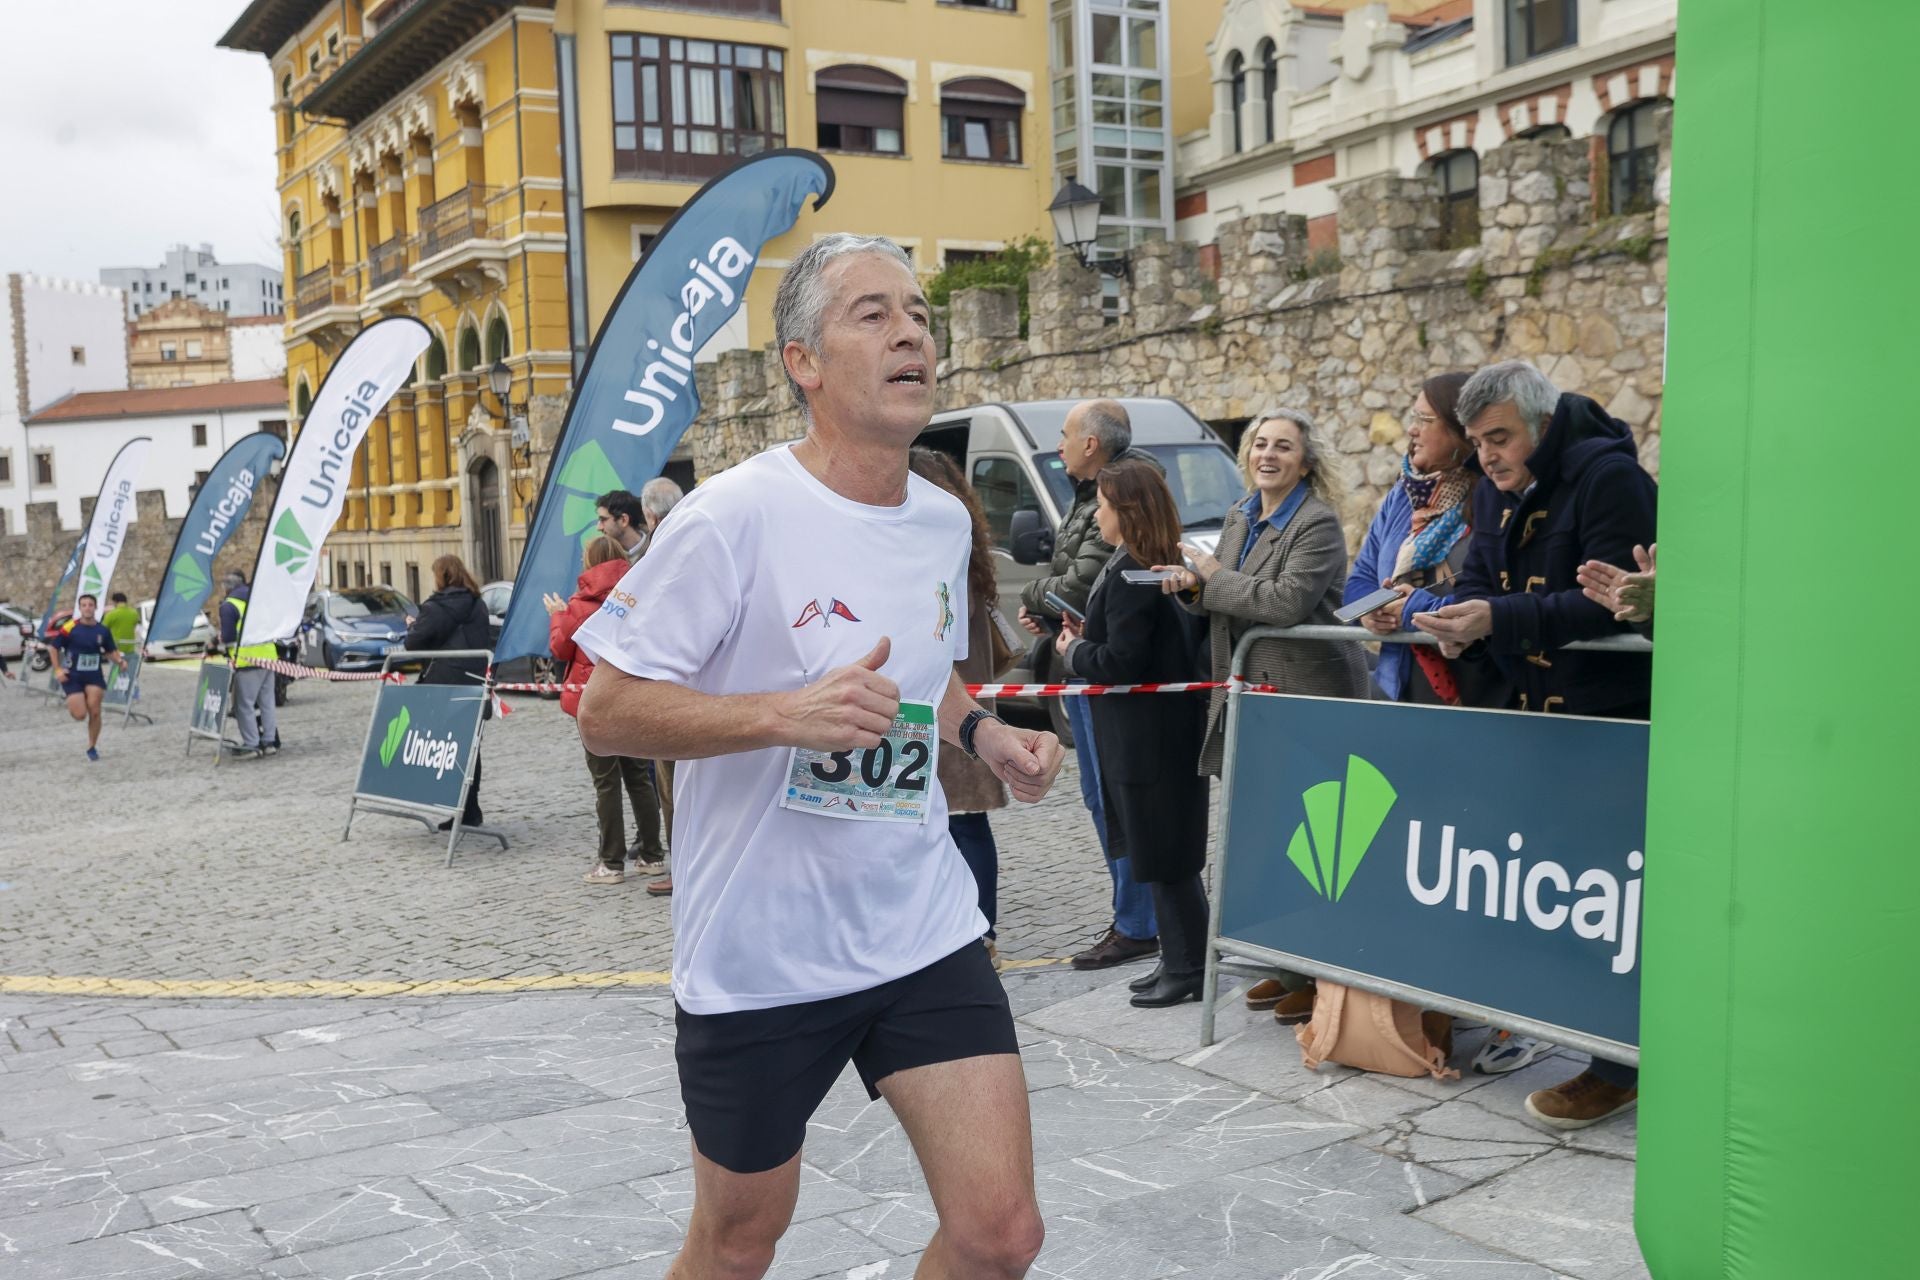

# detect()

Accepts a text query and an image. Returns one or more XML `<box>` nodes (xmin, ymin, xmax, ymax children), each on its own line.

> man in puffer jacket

<box><xmin>1018</xmin><ymin>399</ymin><xmax>1164</xmax><ymax>971</ymax></box>
<box><xmin>546</xmin><ymin>535</ymin><xmax>668</xmax><ymax>885</ymax></box>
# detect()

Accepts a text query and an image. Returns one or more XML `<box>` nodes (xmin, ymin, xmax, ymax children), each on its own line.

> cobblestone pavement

<box><xmin>0</xmin><ymin>661</ymin><xmax>1646</xmax><ymax>1277</ymax></box>
<box><xmin>0</xmin><ymin>663</ymin><xmax>1127</xmax><ymax>984</ymax></box>
<box><xmin>0</xmin><ymin>970</ymin><xmax>1645</xmax><ymax>1279</ymax></box>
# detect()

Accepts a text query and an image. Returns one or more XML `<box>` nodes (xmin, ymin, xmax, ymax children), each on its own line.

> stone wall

<box><xmin>686</xmin><ymin>113</ymin><xmax>1670</xmax><ymax>548</ymax></box>
<box><xmin>0</xmin><ymin>483</ymin><xmax>277</xmax><ymax>618</ymax></box>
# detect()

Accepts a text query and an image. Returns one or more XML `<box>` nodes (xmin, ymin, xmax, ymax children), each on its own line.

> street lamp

<box><xmin>1048</xmin><ymin>179</ymin><xmax>1129</xmax><ymax>279</ymax></box>
<box><xmin>483</xmin><ymin>359</ymin><xmax>528</xmax><ymax>448</ymax></box>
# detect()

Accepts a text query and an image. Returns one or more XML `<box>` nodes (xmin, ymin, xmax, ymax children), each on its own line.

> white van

<box><xmin>914</xmin><ymin>397</ymin><xmax>1242</xmax><ymax>738</ymax></box>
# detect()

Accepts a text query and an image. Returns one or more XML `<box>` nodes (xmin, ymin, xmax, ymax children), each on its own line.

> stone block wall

<box><xmin>0</xmin><ymin>484</ymin><xmax>277</xmax><ymax>619</ymax></box>
<box><xmin>682</xmin><ymin>114</ymin><xmax>1672</xmax><ymax>550</ymax></box>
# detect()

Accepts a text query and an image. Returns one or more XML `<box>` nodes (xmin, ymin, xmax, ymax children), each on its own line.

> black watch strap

<box><xmin>958</xmin><ymin>708</ymin><xmax>1003</xmax><ymax>759</ymax></box>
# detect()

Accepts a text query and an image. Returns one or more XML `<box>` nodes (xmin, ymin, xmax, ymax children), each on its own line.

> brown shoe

<box><xmin>1243</xmin><ymin>977</ymin><xmax>1287</xmax><ymax>1010</ymax></box>
<box><xmin>1070</xmin><ymin>927</ymin><xmax>1159</xmax><ymax>971</ymax></box>
<box><xmin>645</xmin><ymin>875</ymin><xmax>673</xmax><ymax>897</ymax></box>
<box><xmin>1525</xmin><ymin>1070</ymin><xmax>1638</xmax><ymax>1131</ymax></box>
<box><xmin>1271</xmin><ymin>984</ymin><xmax>1317</xmax><ymax>1025</ymax></box>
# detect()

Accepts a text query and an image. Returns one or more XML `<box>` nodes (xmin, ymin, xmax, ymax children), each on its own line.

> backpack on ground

<box><xmin>1294</xmin><ymin>981</ymin><xmax>1458</xmax><ymax>1081</ymax></box>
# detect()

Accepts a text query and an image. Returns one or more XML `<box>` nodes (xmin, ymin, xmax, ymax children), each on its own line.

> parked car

<box><xmin>913</xmin><ymin>397</ymin><xmax>1241</xmax><ymax>741</ymax></box>
<box><xmin>27</xmin><ymin>608</ymin><xmax>74</xmax><ymax>671</ymax></box>
<box><xmin>135</xmin><ymin>598</ymin><xmax>215</xmax><ymax>660</ymax></box>
<box><xmin>0</xmin><ymin>603</ymin><xmax>29</xmax><ymax>665</ymax></box>
<box><xmin>296</xmin><ymin>587</ymin><xmax>416</xmax><ymax>672</ymax></box>
<box><xmin>481</xmin><ymin>579</ymin><xmax>561</xmax><ymax>698</ymax></box>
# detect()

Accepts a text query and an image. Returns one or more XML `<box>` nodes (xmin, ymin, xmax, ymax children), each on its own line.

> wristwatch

<box><xmin>958</xmin><ymin>708</ymin><xmax>1004</xmax><ymax>759</ymax></box>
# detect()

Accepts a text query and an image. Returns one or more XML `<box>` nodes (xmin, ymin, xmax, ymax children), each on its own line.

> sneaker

<box><xmin>631</xmin><ymin>855</ymin><xmax>666</xmax><ymax>876</ymax></box>
<box><xmin>1472</xmin><ymin>1029</ymin><xmax>1549</xmax><ymax>1075</ymax></box>
<box><xmin>582</xmin><ymin>864</ymin><xmax>626</xmax><ymax>886</ymax></box>
<box><xmin>1524</xmin><ymin>1069</ymin><xmax>1638</xmax><ymax>1130</ymax></box>
<box><xmin>262</xmin><ymin>744</ymin><xmax>280</xmax><ymax>756</ymax></box>
<box><xmin>645</xmin><ymin>875</ymin><xmax>673</xmax><ymax>897</ymax></box>
<box><xmin>1069</xmin><ymin>927</ymin><xmax>1159</xmax><ymax>971</ymax></box>
<box><xmin>85</xmin><ymin>747</ymin><xmax>99</xmax><ymax>763</ymax></box>
<box><xmin>1243</xmin><ymin>977</ymin><xmax>1287</xmax><ymax>1010</ymax></box>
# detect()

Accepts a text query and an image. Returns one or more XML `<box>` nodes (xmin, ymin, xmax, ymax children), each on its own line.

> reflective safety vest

<box><xmin>226</xmin><ymin>596</ymin><xmax>278</xmax><ymax>664</ymax></box>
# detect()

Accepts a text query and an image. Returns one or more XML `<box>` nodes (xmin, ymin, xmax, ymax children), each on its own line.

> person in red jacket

<box><xmin>546</xmin><ymin>534</ymin><xmax>669</xmax><ymax>885</ymax></box>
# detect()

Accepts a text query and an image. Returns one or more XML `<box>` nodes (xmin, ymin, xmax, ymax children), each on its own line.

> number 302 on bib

<box><xmin>781</xmin><ymin>701</ymin><xmax>938</xmax><ymax>825</ymax></box>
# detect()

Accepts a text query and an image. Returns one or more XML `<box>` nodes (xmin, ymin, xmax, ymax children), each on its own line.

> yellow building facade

<box><xmin>552</xmin><ymin>0</ymin><xmax>1056</xmax><ymax>364</ymax></box>
<box><xmin>221</xmin><ymin>0</ymin><xmax>571</xmax><ymax>594</ymax></box>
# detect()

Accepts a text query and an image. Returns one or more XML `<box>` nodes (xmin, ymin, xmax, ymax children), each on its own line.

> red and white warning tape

<box><xmin>234</xmin><ymin>657</ymin><xmax>407</xmax><ymax>683</ymax></box>
<box><xmin>486</xmin><ymin>678</ymin><xmax>1280</xmax><ymax>697</ymax></box>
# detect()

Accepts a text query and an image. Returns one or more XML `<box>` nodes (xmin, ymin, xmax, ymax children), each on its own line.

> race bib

<box><xmin>781</xmin><ymin>701</ymin><xmax>937</xmax><ymax>824</ymax></box>
<box><xmin>75</xmin><ymin>653</ymin><xmax>100</xmax><ymax>672</ymax></box>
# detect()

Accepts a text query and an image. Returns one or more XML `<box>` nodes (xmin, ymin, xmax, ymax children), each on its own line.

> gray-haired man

<box><xmin>1018</xmin><ymin>398</ymin><xmax>1161</xmax><ymax>970</ymax></box>
<box><xmin>574</xmin><ymin>233</ymin><xmax>1061</xmax><ymax>1278</ymax></box>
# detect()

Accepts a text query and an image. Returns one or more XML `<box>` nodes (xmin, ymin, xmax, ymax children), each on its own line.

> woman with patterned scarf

<box><xmin>1344</xmin><ymin>372</ymin><xmax>1506</xmax><ymax>706</ymax></box>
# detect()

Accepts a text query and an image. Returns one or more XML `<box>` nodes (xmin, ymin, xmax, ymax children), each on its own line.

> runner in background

<box><xmin>52</xmin><ymin>593</ymin><xmax>127</xmax><ymax>762</ymax></box>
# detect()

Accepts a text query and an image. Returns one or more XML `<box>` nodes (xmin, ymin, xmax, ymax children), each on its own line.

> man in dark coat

<box><xmin>1415</xmin><ymin>359</ymin><xmax>1654</xmax><ymax>1131</ymax></box>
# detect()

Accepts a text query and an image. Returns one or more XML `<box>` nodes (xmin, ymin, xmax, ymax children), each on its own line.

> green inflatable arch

<box><xmin>1642</xmin><ymin>2</ymin><xmax>1918</xmax><ymax>1274</ymax></box>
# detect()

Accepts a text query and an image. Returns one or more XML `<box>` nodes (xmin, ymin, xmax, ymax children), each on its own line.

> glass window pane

<box><xmin>691</xmin><ymin>129</ymin><xmax>719</xmax><ymax>155</ymax></box>
<box><xmin>769</xmin><ymin>50</ymin><xmax>782</xmax><ymax>71</ymax></box>
<box><xmin>672</xmin><ymin>64</ymin><xmax>687</xmax><ymax>123</ymax></box>
<box><xmin>1092</xmin><ymin>125</ymin><xmax>1128</xmax><ymax>148</ymax></box>
<box><xmin>611</xmin><ymin>35</ymin><xmax>632</xmax><ymax>56</ymax></box>
<box><xmin>1091</xmin><ymin>14</ymin><xmax>1123</xmax><ymax>65</ymax></box>
<box><xmin>877</xmin><ymin>127</ymin><xmax>902</xmax><ymax>153</ymax></box>
<box><xmin>964</xmin><ymin>120</ymin><xmax>989</xmax><ymax>159</ymax></box>
<box><xmin>613</xmin><ymin>68</ymin><xmax>634</xmax><ymax>122</ymax></box>
<box><xmin>1132</xmin><ymin>77</ymin><xmax>1162</xmax><ymax>102</ymax></box>
<box><xmin>640</xmin><ymin>36</ymin><xmax>659</xmax><ymax>57</ymax></box>
<box><xmin>642</xmin><ymin>65</ymin><xmax>659</xmax><ymax>122</ymax></box>
<box><xmin>737</xmin><ymin>46</ymin><xmax>761</xmax><ymax>68</ymax></box>
<box><xmin>769</xmin><ymin>76</ymin><xmax>786</xmax><ymax>135</ymax></box>
<box><xmin>690</xmin><ymin>68</ymin><xmax>717</xmax><ymax>125</ymax></box>
<box><xmin>669</xmin><ymin>38</ymin><xmax>683</xmax><ymax>58</ymax></box>
<box><xmin>1093</xmin><ymin>99</ymin><xmax>1125</xmax><ymax>124</ymax></box>
<box><xmin>1052</xmin><ymin>12</ymin><xmax>1073</xmax><ymax>70</ymax></box>
<box><xmin>1091</xmin><ymin>72</ymin><xmax>1126</xmax><ymax>98</ymax></box>
<box><xmin>1097</xmin><ymin>163</ymin><xmax>1125</xmax><ymax>217</ymax></box>
<box><xmin>643</xmin><ymin>126</ymin><xmax>663</xmax><ymax>151</ymax></box>
<box><xmin>1129</xmin><ymin>102</ymin><xmax>1161</xmax><ymax>128</ymax></box>
<box><xmin>718</xmin><ymin>74</ymin><xmax>735</xmax><ymax>129</ymax></box>
<box><xmin>1128</xmin><ymin>18</ymin><xmax>1157</xmax><ymax>69</ymax></box>
<box><xmin>1130</xmin><ymin>166</ymin><xmax>1160</xmax><ymax>218</ymax></box>
<box><xmin>717</xmin><ymin>45</ymin><xmax>732</xmax><ymax>66</ymax></box>
<box><xmin>688</xmin><ymin>40</ymin><xmax>714</xmax><ymax>62</ymax></box>
<box><xmin>995</xmin><ymin>118</ymin><xmax>1019</xmax><ymax>162</ymax></box>
<box><xmin>615</xmin><ymin>125</ymin><xmax>637</xmax><ymax>151</ymax></box>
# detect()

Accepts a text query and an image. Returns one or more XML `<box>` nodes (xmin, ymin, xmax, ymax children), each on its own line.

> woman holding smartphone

<box><xmin>1055</xmin><ymin>458</ymin><xmax>1210</xmax><ymax>1007</ymax></box>
<box><xmin>1154</xmin><ymin>409</ymin><xmax>1369</xmax><ymax>1021</ymax></box>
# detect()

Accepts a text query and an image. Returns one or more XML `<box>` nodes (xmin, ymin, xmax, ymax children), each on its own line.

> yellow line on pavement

<box><xmin>0</xmin><ymin>958</ymin><xmax>1072</xmax><ymax>999</ymax></box>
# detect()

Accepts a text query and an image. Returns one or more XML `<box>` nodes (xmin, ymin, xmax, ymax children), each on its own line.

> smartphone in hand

<box><xmin>1043</xmin><ymin>591</ymin><xmax>1085</xmax><ymax>625</ymax></box>
<box><xmin>1121</xmin><ymin>568</ymin><xmax>1183</xmax><ymax>585</ymax></box>
<box><xmin>1335</xmin><ymin>585</ymin><xmax>1406</xmax><ymax>626</ymax></box>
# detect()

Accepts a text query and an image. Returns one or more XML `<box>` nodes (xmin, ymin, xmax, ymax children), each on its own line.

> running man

<box><xmin>51</xmin><ymin>593</ymin><xmax>128</xmax><ymax>761</ymax></box>
<box><xmin>574</xmin><ymin>233</ymin><xmax>1064</xmax><ymax>1280</ymax></box>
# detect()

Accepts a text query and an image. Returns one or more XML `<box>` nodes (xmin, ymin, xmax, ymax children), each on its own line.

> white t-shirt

<box><xmin>574</xmin><ymin>444</ymin><xmax>984</xmax><ymax>1014</ymax></box>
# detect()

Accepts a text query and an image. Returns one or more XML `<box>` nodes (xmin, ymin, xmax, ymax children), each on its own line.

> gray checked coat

<box><xmin>1182</xmin><ymin>495</ymin><xmax>1369</xmax><ymax>776</ymax></box>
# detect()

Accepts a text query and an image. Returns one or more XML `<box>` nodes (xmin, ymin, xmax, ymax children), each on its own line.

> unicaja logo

<box><xmin>170</xmin><ymin>554</ymin><xmax>210</xmax><ymax>603</ymax></box>
<box><xmin>79</xmin><ymin>561</ymin><xmax>105</xmax><ymax>597</ymax></box>
<box><xmin>379</xmin><ymin>706</ymin><xmax>410</xmax><ymax>767</ymax></box>
<box><xmin>1286</xmin><ymin>755</ymin><xmax>1397</xmax><ymax>902</ymax></box>
<box><xmin>271</xmin><ymin>510</ymin><xmax>314</xmax><ymax>575</ymax></box>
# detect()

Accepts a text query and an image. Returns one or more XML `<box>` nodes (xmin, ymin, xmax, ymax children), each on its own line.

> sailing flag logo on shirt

<box><xmin>793</xmin><ymin>598</ymin><xmax>861</xmax><ymax>629</ymax></box>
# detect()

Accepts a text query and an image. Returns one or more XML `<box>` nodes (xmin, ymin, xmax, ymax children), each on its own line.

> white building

<box><xmin>0</xmin><ymin>273</ymin><xmax>131</xmax><ymax>537</ymax></box>
<box><xmin>1175</xmin><ymin>0</ymin><xmax>1675</xmax><ymax>250</ymax></box>
<box><xmin>229</xmin><ymin>315</ymin><xmax>289</xmax><ymax>381</ymax></box>
<box><xmin>101</xmin><ymin>243</ymin><xmax>285</xmax><ymax>321</ymax></box>
<box><xmin>22</xmin><ymin>380</ymin><xmax>290</xmax><ymax>529</ymax></box>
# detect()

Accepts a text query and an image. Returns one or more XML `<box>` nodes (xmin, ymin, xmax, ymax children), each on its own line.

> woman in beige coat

<box><xmin>1157</xmin><ymin>408</ymin><xmax>1369</xmax><ymax>1017</ymax></box>
<box><xmin>908</xmin><ymin>449</ymin><xmax>1011</xmax><ymax>963</ymax></box>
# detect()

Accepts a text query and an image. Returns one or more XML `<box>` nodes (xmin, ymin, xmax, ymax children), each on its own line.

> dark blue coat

<box><xmin>1450</xmin><ymin>393</ymin><xmax>1656</xmax><ymax>715</ymax></box>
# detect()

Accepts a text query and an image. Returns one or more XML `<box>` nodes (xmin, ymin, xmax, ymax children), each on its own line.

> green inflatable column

<box><xmin>1641</xmin><ymin>2</ymin><xmax>1919</xmax><ymax>1275</ymax></box>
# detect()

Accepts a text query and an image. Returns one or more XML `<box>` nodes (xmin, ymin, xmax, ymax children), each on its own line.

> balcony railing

<box><xmin>293</xmin><ymin>265</ymin><xmax>358</xmax><ymax>317</ymax></box>
<box><xmin>370</xmin><ymin>236</ymin><xmax>411</xmax><ymax>289</ymax></box>
<box><xmin>418</xmin><ymin>185</ymin><xmax>497</xmax><ymax>260</ymax></box>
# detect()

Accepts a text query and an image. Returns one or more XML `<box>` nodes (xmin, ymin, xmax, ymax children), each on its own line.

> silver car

<box><xmin>136</xmin><ymin>598</ymin><xmax>215</xmax><ymax>660</ymax></box>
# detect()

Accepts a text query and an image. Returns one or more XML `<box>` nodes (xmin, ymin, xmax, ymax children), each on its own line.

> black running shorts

<box><xmin>674</xmin><ymin>941</ymin><xmax>1017</xmax><ymax>1174</ymax></box>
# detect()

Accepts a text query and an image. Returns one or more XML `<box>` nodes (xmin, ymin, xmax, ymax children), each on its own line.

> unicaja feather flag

<box><xmin>237</xmin><ymin>318</ymin><xmax>431</xmax><ymax>649</ymax></box>
<box><xmin>74</xmin><ymin>436</ymin><xmax>151</xmax><ymax>606</ymax></box>
<box><xmin>147</xmin><ymin>431</ymin><xmax>287</xmax><ymax>649</ymax></box>
<box><xmin>492</xmin><ymin>149</ymin><xmax>835</xmax><ymax>664</ymax></box>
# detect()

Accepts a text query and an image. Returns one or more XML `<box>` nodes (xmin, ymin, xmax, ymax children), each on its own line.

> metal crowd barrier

<box><xmin>1201</xmin><ymin>623</ymin><xmax>1654</xmax><ymax>1065</ymax></box>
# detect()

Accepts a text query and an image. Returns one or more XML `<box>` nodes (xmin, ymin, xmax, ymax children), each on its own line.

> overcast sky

<box><xmin>0</xmin><ymin>2</ymin><xmax>280</xmax><ymax>282</ymax></box>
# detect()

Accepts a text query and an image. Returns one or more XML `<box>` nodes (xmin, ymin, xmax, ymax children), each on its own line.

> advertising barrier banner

<box><xmin>238</xmin><ymin>318</ymin><xmax>430</xmax><ymax>650</ymax></box>
<box><xmin>187</xmin><ymin>658</ymin><xmax>233</xmax><ymax>750</ymax></box>
<box><xmin>148</xmin><ymin>433</ymin><xmax>286</xmax><ymax>650</ymax></box>
<box><xmin>70</xmin><ymin>437</ymin><xmax>152</xmax><ymax>610</ymax></box>
<box><xmin>100</xmin><ymin>653</ymin><xmax>149</xmax><ymax>725</ymax></box>
<box><xmin>493</xmin><ymin>149</ymin><xmax>834</xmax><ymax>664</ymax></box>
<box><xmin>1217</xmin><ymin>693</ymin><xmax>1648</xmax><ymax>1056</ymax></box>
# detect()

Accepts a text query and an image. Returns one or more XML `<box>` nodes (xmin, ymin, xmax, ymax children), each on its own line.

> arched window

<box><xmin>295</xmin><ymin>379</ymin><xmax>312</xmax><ymax>423</ymax></box>
<box><xmin>484</xmin><ymin>316</ymin><xmax>511</xmax><ymax>364</ymax></box>
<box><xmin>457</xmin><ymin>326</ymin><xmax>482</xmax><ymax>372</ymax></box>
<box><xmin>279</xmin><ymin>74</ymin><xmax>295</xmax><ymax>145</ymax></box>
<box><xmin>423</xmin><ymin>335</ymin><xmax>447</xmax><ymax>382</ymax></box>
<box><xmin>287</xmin><ymin>210</ymin><xmax>303</xmax><ymax>277</ymax></box>
<box><xmin>941</xmin><ymin>77</ymin><xmax>1025</xmax><ymax>164</ymax></box>
<box><xmin>1429</xmin><ymin>149</ymin><xmax>1480</xmax><ymax>249</ymax></box>
<box><xmin>1608</xmin><ymin>99</ymin><xmax>1666</xmax><ymax>215</ymax></box>
<box><xmin>816</xmin><ymin>64</ymin><xmax>907</xmax><ymax>155</ymax></box>
<box><xmin>1256</xmin><ymin>39</ymin><xmax>1278</xmax><ymax>147</ymax></box>
<box><xmin>1227</xmin><ymin>52</ymin><xmax>1246</xmax><ymax>154</ymax></box>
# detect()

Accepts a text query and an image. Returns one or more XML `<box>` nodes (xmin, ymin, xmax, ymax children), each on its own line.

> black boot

<box><xmin>1128</xmin><ymin>962</ymin><xmax>1164</xmax><ymax>993</ymax></box>
<box><xmin>1131</xmin><ymin>879</ymin><xmax>1205</xmax><ymax>1008</ymax></box>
